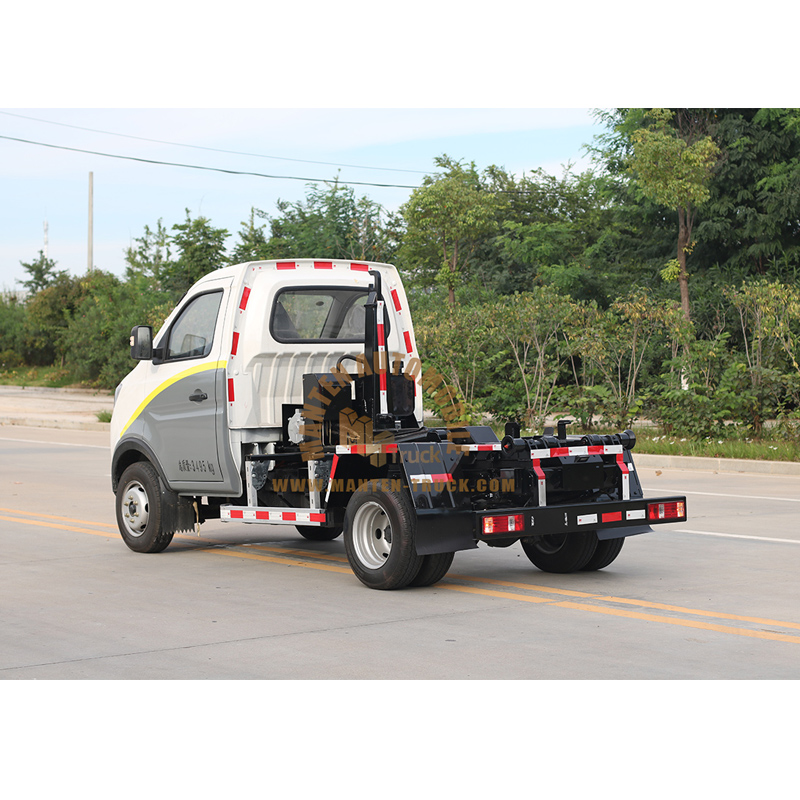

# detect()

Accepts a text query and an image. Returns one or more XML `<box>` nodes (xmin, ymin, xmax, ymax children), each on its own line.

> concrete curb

<box><xmin>633</xmin><ymin>452</ymin><xmax>800</xmax><ymax>476</ymax></box>
<box><xmin>0</xmin><ymin>417</ymin><xmax>110</xmax><ymax>432</ymax></box>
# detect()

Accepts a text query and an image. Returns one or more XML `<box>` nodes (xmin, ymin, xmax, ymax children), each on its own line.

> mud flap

<box><xmin>158</xmin><ymin>475</ymin><xmax>197</xmax><ymax>534</ymax></box>
<box><xmin>396</xmin><ymin>442</ymin><xmax>476</xmax><ymax>555</ymax></box>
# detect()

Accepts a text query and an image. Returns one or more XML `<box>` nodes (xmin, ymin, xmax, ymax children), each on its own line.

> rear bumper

<box><xmin>414</xmin><ymin>495</ymin><xmax>686</xmax><ymax>555</ymax></box>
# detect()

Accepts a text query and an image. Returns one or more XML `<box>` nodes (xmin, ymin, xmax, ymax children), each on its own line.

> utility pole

<box><xmin>43</xmin><ymin>220</ymin><xmax>48</xmax><ymax>259</ymax></box>
<box><xmin>88</xmin><ymin>171</ymin><xmax>93</xmax><ymax>272</ymax></box>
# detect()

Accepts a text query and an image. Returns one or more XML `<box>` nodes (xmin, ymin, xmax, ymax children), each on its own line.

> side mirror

<box><xmin>130</xmin><ymin>325</ymin><xmax>153</xmax><ymax>360</ymax></box>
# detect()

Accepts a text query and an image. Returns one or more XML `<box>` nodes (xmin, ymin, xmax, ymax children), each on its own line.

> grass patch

<box><xmin>0</xmin><ymin>365</ymin><xmax>84</xmax><ymax>388</ymax></box>
<box><xmin>633</xmin><ymin>433</ymin><xmax>799</xmax><ymax>462</ymax></box>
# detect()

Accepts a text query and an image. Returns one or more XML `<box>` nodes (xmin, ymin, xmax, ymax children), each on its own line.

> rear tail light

<box><xmin>648</xmin><ymin>501</ymin><xmax>686</xmax><ymax>521</ymax></box>
<box><xmin>482</xmin><ymin>514</ymin><xmax>525</xmax><ymax>535</ymax></box>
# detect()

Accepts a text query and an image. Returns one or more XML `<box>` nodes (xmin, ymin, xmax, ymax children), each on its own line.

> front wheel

<box><xmin>116</xmin><ymin>461</ymin><xmax>174</xmax><ymax>553</ymax></box>
<box><xmin>343</xmin><ymin>481</ymin><xmax>423</xmax><ymax>590</ymax></box>
<box><xmin>520</xmin><ymin>531</ymin><xmax>597</xmax><ymax>573</ymax></box>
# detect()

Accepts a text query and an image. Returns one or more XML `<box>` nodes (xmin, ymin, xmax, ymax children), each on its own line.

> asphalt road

<box><xmin>2</xmin><ymin>424</ymin><xmax>800</xmax><ymax>679</ymax></box>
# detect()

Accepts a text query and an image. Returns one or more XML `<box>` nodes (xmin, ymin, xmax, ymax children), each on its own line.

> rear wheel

<box><xmin>581</xmin><ymin>536</ymin><xmax>625</xmax><ymax>571</ymax></box>
<box><xmin>409</xmin><ymin>552</ymin><xmax>454</xmax><ymax>587</ymax></box>
<box><xmin>116</xmin><ymin>462</ymin><xmax>174</xmax><ymax>553</ymax></box>
<box><xmin>520</xmin><ymin>531</ymin><xmax>597</xmax><ymax>573</ymax></box>
<box><xmin>296</xmin><ymin>525</ymin><xmax>342</xmax><ymax>541</ymax></box>
<box><xmin>344</xmin><ymin>481</ymin><xmax>423</xmax><ymax>590</ymax></box>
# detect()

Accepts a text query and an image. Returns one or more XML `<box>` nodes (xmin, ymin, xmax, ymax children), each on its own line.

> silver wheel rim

<box><xmin>351</xmin><ymin>501</ymin><xmax>392</xmax><ymax>569</ymax></box>
<box><xmin>121</xmin><ymin>480</ymin><xmax>149</xmax><ymax>537</ymax></box>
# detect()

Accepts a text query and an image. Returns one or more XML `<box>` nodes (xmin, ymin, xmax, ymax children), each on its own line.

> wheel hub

<box><xmin>352</xmin><ymin>501</ymin><xmax>393</xmax><ymax>569</ymax></box>
<box><xmin>121</xmin><ymin>482</ymin><xmax>149</xmax><ymax>537</ymax></box>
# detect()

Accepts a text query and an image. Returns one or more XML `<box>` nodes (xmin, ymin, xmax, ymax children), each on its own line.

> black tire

<box><xmin>343</xmin><ymin>480</ymin><xmax>423</xmax><ymax>590</ymax></box>
<box><xmin>296</xmin><ymin>524</ymin><xmax>342</xmax><ymax>541</ymax></box>
<box><xmin>116</xmin><ymin>461</ymin><xmax>174</xmax><ymax>553</ymax></box>
<box><xmin>581</xmin><ymin>536</ymin><xmax>625</xmax><ymax>571</ymax></box>
<box><xmin>520</xmin><ymin>531</ymin><xmax>597</xmax><ymax>573</ymax></box>
<box><xmin>409</xmin><ymin>552</ymin><xmax>455</xmax><ymax>587</ymax></box>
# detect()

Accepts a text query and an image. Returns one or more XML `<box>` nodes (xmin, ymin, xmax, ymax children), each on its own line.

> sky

<box><xmin>2</xmin><ymin>3</ymin><xmax>789</xmax><ymax>293</ymax></box>
<box><xmin>0</xmin><ymin>108</ymin><xmax>605</xmax><ymax>290</ymax></box>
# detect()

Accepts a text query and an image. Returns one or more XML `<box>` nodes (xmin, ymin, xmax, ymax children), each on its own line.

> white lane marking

<box><xmin>669</xmin><ymin>528</ymin><xmax>800</xmax><ymax>545</ymax></box>
<box><xmin>645</xmin><ymin>487</ymin><xmax>800</xmax><ymax>503</ymax></box>
<box><xmin>0</xmin><ymin>436</ymin><xmax>108</xmax><ymax>450</ymax></box>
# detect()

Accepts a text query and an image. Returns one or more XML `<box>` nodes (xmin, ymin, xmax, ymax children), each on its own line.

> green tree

<box><xmin>258</xmin><ymin>180</ymin><xmax>399</xmax><ymax>263</ymax></box>
<box><xmin>492</xmin><ymin>167</ymin><xmax>617</xmax><ymax>303</ymax></box>
<box><xmin>580</xmin><ymin>290</ymin><xmax>678</xmax><ymax>426</ymax></box>
<box><xmin>231</xmin><ymin>208</ymin><xmax>270</xmax><ymax>264</ymax></box>
<box><xmin>166</xmin><ymin>210</ymin><xmax>230</xmax><ymax>295</ymax></box>
<box><xmin>629</xmin><ymin>109</ymin><xmax>720</xmax><ymax>321</ymax></box>
<box><xmin>61</xmin><ymin>270</ymin><xmax>173</xmax><ymax>388</ymax></box>
<box><xmin>415</xmin><ymin>300</ymin><xmax>494</xmax><ymax>419</ymax></box>
<box><xmin>0</xmin><ymin>293</ymin><xmax>28</xmax><ymax>368</ymax></box>
<box><xmin>485</xmin><ymin>288</ymin><xmax>579</xmax><ymax>428</ymax></box>
<box><xmin>125</xmin><ymin>219</ymin><xmax>174</xmax><ymax>290</ymax></box>
<box><xmin>399</xmin><ymin>156</ymin><xmax>498</xmax><ymax>306</ymax></box>
<box><xmin>25</xmin><ymin>273</ymin><xmax>85</xmax><ymax>367</ymax></box>
<box><xmin>18</xmin><ymin>250</ymin><xmax>64</xmax><ymax>295</ymax></box>
<box><xmin>696</xmin><ymin>109</ymin><xmax>800</xmax><ymax>279</ymax></box>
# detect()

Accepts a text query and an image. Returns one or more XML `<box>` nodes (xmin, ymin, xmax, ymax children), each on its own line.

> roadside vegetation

<box><xmin>3</xmin><ymin>109</ymin><xmax>800</xmax><ymax>462</ymax></box>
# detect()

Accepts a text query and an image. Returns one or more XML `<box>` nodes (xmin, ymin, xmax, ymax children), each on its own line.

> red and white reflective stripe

<box><xmin>458</xmin><ymin>443</ymin><xmax>502</xmax><ymax>452</ymax></box>
<box><xmin>221</xmin><ymin>506</ymin><xmax>326</xmax><ymax>524</ymax></box>
<box><xmin>617</xmin><ymin>453</ymin><xmax>630</xmax><ymax>500</ymax></box>
<box><xmin>531</xmin><ymin>459</ymin><xmax>547</xmax><ymax>506</ymax></box>
<box><xmin>229</xmin><ymin>267</ymin><xmax>259</xmax><ymax>409</ymax></box>
<box><xmin>410</xmin><ymin>473</ymin><xmax>453</xmax><ymax>485</ymax></box>
<box><xmin>376</xmin><ymin>299</ymin><xmax>388</xmax><ymax>415</ymax></box>
<box><xmin>272</xmin><ymin>260</ymin><xmax>370</xmax><ymax>272</ymax></box>
<box><xmin>529</xmin><ymin>444</ymin><xmax>623</xmax><ymax>459</ymax></box>
<box><xmin>335</xmin><ymin>443</ymin><xmax>399</xmax><ymax>455</ymax></box>
<box><xmin>388</xmin><ymin>282</ymin><xmax>415</xmax><ymax>355</ymax></box>
<box><xmin>324</xmin><ymin>453</ymin><xmax>340</xmax><ymax>504</ymax></box>
<box><xmin>390</xmin><ymin>288</ymin><xmax>402</xmax><ymax>313</ymax></box>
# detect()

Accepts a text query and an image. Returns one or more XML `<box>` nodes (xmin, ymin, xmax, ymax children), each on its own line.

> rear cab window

<box><xmin>270</xmin><ymin>287</ymin><xmax>373</xmax><ymax>342</ymax></box>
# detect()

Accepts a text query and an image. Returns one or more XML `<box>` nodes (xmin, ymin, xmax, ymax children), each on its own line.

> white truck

<box><xmin>110</xmin><ymin>258</ymin><xmax>687</xmax><ymax>589</ymax></box>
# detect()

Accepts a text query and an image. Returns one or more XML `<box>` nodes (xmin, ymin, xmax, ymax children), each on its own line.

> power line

<box><xmin>0</xmin><ymin>134</ymin><xmax>422</xmax><ymax>190</ymax></box>
<box><xmin>0</xmin><ymin>110</ymin><xmax>431</xmax><ymax>175</ymax></box>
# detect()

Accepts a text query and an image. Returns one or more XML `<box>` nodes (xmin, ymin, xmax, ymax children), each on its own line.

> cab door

<box><xmin>139</xmin><ymin>278</ymin><xmax>231</xmax><ymax>487</ymax></box>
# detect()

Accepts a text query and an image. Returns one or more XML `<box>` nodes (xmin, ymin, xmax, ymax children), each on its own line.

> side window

<box><xmin>166</xmin><ymin>291</ymin><xmax>223</xmax><ymax>360</ymax></box>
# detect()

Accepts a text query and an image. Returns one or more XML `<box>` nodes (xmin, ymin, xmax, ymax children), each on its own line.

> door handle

<box><xmin>189</xmin><ymin>390</ymin><xmax>208</xmax><ymax>403</ymax></box>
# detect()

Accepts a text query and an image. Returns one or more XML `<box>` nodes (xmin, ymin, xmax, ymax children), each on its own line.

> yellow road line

<box><xmin>596</xmin><ymin>594</ymin><xmax>800</xmax><ymax>631</ymax></box>
<box><xmin>0</xmin><ymin>506</ymin><xmax>116</xmax><ymax>529</ymax></box>
<box><xmin>442</xmin><ymin>584</ymin><xmax>800</xmax><ymax>644</ymax></box>
<box><xmin>5</xmin><ymin>506</ymin><xmax>800</xmax><ymax>644</ymax></box>
<box><xmin>0</xmin><ymin>514</ymin><xmax>114</xmax><ymax>537</ymax></box>
<box><xmin>212</xmin><ymin>547</ymin><xmax>351</xmax><ymax>575</ymax></box>
<box><xmin>553</xmin><ymin>600</ymin><xmax>800</xmax><ymax>645</ymax></box>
